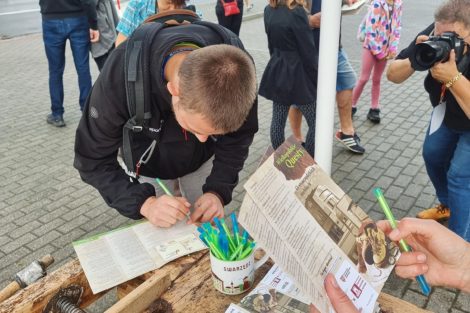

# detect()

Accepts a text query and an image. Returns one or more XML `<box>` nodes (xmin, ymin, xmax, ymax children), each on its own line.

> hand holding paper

<box><xmin>309</xmin><ymin>274</ymin><xmax>359</xmax><ymax>313</ymax></box>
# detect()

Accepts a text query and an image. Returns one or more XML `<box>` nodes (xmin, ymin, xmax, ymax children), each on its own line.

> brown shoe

<box><xmin>416</xmin><ymin>204</ymin><xmax>450</xmax><ymax>221</ymax></box>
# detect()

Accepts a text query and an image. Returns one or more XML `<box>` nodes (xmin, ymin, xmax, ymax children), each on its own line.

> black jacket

<box><xmin>259</xmin><ymin>5</ymin><xmax>318</xmax><ymax>105</ymax></box>
<box><xmin>39</xmin><ymin>0</ymin><xmax>98</xmax><ymax>29</ymax></box>
<box><xmin>74</xmin><ymin>23</ymin><xmax>258</xmax><ymax>219</ymax></box>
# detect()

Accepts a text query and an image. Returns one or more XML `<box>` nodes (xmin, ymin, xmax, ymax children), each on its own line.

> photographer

<box><xmin>387</xmin><ymin>0</ymin><xmax>470</xmax><ymax>241</ymax></box>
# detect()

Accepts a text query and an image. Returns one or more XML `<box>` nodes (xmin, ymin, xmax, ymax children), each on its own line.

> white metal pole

<box><xmin>314</xmin><ymin>0</ymin><xmax>342</xmax><ymax>175</ymax></box>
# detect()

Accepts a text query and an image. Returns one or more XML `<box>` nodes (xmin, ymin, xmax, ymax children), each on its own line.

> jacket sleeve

<box><xmin>364</xmin><ymin>1</ymin><xmax>383</xmax><ymax>57</ymax></box>
<box><xmin>357</xmin><ymin>11</ymin><xmax>367</xmax><ymax>42</ymax></box>
<box><xmin>202</xmin><ymin>97</ymin><xmax>259</xmax><ymax>205</ymax></box>
<box><xmin>292</xmin><ymin>7</ymin><xmax>318</xmax><ymax>78</ymax></box>
<box><xmin>388</xmin><ymin>0</ymin><xmax>402</xmax><ymax>55</ymax></box>
<box><xmin>264</xmin><ymin>6</ymin><xmax>273</xmax><ymax>56</ymax></box>
<box><xmin>73</xmin><ymin>47</ymin><xmax>155</xmax><ymax>220</ymax></box>
<box><xmin>80</xmin><ymin>0</ymin><xmax>98</xmax><ymax>29</ymax></box>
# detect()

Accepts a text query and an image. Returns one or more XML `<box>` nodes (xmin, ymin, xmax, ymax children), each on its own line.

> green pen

<box><xmin>155</xmin><ymin>178</ymin><xmax>190</xmax><ymax>220</ymax></box>
<box><xmin>208</xmin><ymin>241</ymin><xmax>225</xmax><ymax>260</ymax></box>
<box><xmin>219</xmin><ymin>218</ymin><xmax>237</xmax><ymax>250</ymax></box>
<box><xmin>374</xmin><ymin>188</ymin><xmax>431</xmax><ymax>296</ymax></box>
<box><xmin>229</xmin><ymin>244</ymin><xmax>244</xmax><ymax>261</ymax></box>
<box><xmin>239</xmin><ymin>242</ymin><xmax>255</xmax><ymax>260</ymax></box>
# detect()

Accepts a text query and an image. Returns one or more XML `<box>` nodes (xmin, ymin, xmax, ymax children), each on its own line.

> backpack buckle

<box><xmin>132</xmin><ymin>125</ymin><xmax>143</xmax><ymax>132</ymax></box>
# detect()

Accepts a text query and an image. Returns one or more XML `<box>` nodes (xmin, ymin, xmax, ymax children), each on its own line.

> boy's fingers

<box><xmin>167</xmin><ymin>198</ymin><xmax>190</xmax><ymax>216</ymax></box>
<box><xmin>190</xmin><ymin>207</ymin><xmax>205</xmax><ymax>223</ymax></box>
<box><xmin>202</xmin><ymin>207</ymin><xmax>219</xmax><ymax>222</ymax></box>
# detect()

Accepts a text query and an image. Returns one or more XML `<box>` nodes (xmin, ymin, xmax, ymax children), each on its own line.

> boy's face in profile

<box><xmin>167</xmin><ymin>74</ymin><xmax>225</xmax><ymax>142</ymax></box>
<box><xmin>173</xmin><ymin>102</ymin><xmax>221</xmax><ymax>142</ymax></box>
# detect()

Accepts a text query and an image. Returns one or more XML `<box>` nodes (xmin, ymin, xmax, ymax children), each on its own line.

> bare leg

<box><xmin>336</xmin><ymin>89</ymin><xmax>355</xmax><ymax>136</ymax></box>
<box><xmin>288</xmin><ymin>106</ymin><xmax>303</xmax><ymax>142</ymax></box>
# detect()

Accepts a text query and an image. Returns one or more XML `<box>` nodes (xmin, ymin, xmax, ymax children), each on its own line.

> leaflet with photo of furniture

<box><xmin>238</xmin><ymin>136</ymin><xmax>399</xmax><ymax>313</ymax></box>
<box><xmin>226</xmin><ymin>264</ymin><xmax>382</xmax><ymax>313</ymax></box>
<box><xmin>73</xmin><ymin>220</ymin><xmax>206</xmax><ymax>294</ymax></box>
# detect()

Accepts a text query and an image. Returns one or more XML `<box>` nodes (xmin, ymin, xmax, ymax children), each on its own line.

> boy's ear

<box><xmin>167</xmin><ymin>80</ymin><xmax>180</xmax><ymax>97</ymax></box>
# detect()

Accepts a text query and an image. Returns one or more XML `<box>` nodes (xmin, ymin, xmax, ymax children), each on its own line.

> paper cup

<box><xmin>210</xmin><ymin>248</ymin><xmax>269</xmax><ymax>295</ymax></box>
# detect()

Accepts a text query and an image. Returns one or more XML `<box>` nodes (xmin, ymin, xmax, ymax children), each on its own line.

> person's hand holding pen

<box><xmin>140</xmin><ymin>195</ymin><xmax>190</xmax><ymax>227</ymax></box>
<box><xmin>140</xmin><ymin>179</ymin><xmax>190</xmax><ymax>227</ymax></box>
<box><xmin>190</xmin><ymin>193</ymin><xmax>224</xmax><ymax>224</ymax></box>
<box><xmin>377</xmin><ymin>218</ymin><xmax>470</xmax><ymax>293</ymax></box>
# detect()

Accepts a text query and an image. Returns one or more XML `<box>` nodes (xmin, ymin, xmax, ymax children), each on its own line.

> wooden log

<box><xmin>378</xmin><ymin>293</ymin><xmax>432</xmax><ymax>313</ymax></box>
<box><xmin>148</xmin><ymin>253</ymin><xmax>431</xmax><ymax>313</ymax></box>
<box><xmin>149</xmin><ymin>253</ymin><xmax>273</xmax><ymax>313</ymax></box>
<box><xmin>0</xmin><ymin>282</ymin><xmax>21</xmax><ymax>304</ymax></box>
<box><xmin>105</xmin><ymin>273</ymin><xmax>171</xmax><ymax>313</ymax></box>
<box><xmin>116</xmin><ymin>250</ymin><xmax>207</xmax><ymax>299</ymax></box>
<box><xmin>0</xmin><ymin>259</ymin><xmax>105</xmax><ymax>313</ymax></box>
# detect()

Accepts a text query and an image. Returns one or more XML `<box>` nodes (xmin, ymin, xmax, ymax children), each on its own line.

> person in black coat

<box><xmin>259</xmin><ymin>0</ymin><xmax>318</xmax><ymax>157</ymax></box>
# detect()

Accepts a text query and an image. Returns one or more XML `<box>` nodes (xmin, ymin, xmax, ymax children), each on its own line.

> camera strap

<box><xmin>439</xmin><ymin>84</ymin><xmax>446</xmax><ymax>103</ymax></box>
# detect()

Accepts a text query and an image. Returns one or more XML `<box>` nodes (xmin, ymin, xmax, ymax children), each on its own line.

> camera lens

<box><xmin>413</xmin><ymin>41</ymin><xmax>451</xmax><ymax>70</ymax></box>
<box><xmin>416</xmin><ymin>44</ymin><xmax>438</xmax><ymax>66</ymax></box>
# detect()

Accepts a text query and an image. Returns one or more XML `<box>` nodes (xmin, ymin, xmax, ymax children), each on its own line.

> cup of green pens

<box><xmin>198</xmin><ymin>213</ymin><xmax>269</xmax><ymax>295</ymax></box>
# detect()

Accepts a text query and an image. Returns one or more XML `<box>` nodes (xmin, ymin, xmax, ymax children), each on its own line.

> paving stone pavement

<box><xmin>0</xmin><ymin>0</ymin><xmax>468</xmax><ymax>312</ymax></box>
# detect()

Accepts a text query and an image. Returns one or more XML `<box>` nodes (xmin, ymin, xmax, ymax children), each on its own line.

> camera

<box><xmin>411</xmin><ymin>32</ymin><xmax>465</xmax><ymax>71</ymax></box>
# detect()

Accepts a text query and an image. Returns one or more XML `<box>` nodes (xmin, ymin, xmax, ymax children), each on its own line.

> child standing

<box><xmin>259</xmin><ymin>0</ymin><xmax>317</xmax><ymax>157</ymax></box>
<box><xmin>352</xmin><ymin>0</ymin><xmax>402</xmax><ymax>123</ymax></box>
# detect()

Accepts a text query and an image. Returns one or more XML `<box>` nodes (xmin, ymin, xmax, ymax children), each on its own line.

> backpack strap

<box><xmin>123</xmin><ymin>22</ymin><xmax>165</xmax><ymax>174</ymax></box>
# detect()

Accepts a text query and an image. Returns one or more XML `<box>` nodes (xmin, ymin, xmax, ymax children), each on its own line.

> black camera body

<box><xmin>411</xmin><ymin>32</ymin><xmax>465</xmax><ymax>71</ymax></box>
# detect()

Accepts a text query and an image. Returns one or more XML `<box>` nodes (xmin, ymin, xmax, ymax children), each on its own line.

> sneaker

<box><xmin>46</xmin><ymin>114</ymin><xmax>66</xmax><ymax>127</ymax></box>
<box><xmin>367</xmin><ymin>108</ymin><xmax>381</xmax><ymax>123</ymax></box>
<box><xmin>416</xmin><ymin>204</ymin><xmax>450</xmax><ymax>221</ymax></box>
<box><xmin>247</xmin><ymin>3</ymin><xmax>254</xmax><ymax>11</ymax></box>
<box><xmin>352</xmin><ymin>107</ymin><xmax>357</xmax><ymax>117</ymax></box>
<box><xmin>335</xmin><ymin>131</ymin><xmax>365</xmax><ymax>154</ymax></box>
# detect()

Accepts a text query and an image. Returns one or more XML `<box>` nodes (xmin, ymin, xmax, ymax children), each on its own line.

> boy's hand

<box><xmin>140</xmin><ymin>195</ymin><xmax>190</xmax><ymax>228</ymax></box>
<box><xmin>190</xmin><ymin>193</ymin><xmax>224</xmax><ymax>223</ymax></box>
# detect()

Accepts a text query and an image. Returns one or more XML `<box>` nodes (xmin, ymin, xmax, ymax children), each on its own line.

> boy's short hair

<box><xmin>178</xmin><ymin>44</ymin><xmax>257</xmax><ymax>133</ymax></box>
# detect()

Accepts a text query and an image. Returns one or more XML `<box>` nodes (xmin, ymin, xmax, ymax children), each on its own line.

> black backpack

<box><xmin>122</xmin><ymin>10</ymin><xmax>243</xmax><ymax>176</ymax></box>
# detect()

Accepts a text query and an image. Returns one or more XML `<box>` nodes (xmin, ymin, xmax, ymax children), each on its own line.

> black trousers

<box><xmin>215</xmin><ymin>4</ymin><xmax>243</xmax><ymax>36</ymax></box>
<box><xmin>94</xmin><ymin>45</ymin><xmax>115</xmax><ymax>72</ymax></box>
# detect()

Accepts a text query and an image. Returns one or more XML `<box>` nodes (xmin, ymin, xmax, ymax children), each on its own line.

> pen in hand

<box><xmin>374</xmin><ymin>187</ymin><xmax>431</xmax><ymax>296</ymax></box>
<box><xmin>155</xmin><ymin>178</ymin><xmax>191</xmax><ymax>222</ymax></box>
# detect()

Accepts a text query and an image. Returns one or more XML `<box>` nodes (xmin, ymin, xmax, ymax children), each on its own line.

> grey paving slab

<box><xmin>1</xmin><ymin>0</ymin><xmax>469</xmax><ymax>311</ymax></box>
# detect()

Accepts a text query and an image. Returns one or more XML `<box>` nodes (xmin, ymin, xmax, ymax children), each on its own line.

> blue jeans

<box><xmin>423</xmin><ymin>121</ymin><xmax>470</xmax><ymax>241</ymax></box>
<box><xmin>336</xmin><ymin>49</ymin><xmax>357</xmax><ymax>92</ymax></box>
<box><xmin>42</xmin><ymin>16</ymin><xmax>92</xmax><ymax>117</ymax></box>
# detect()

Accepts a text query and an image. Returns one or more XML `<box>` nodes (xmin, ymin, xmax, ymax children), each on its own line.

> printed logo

<box><xmin>89</xmin><ymin>106</ymin><xmax>99</xmax><ymax>119</ymax></box>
